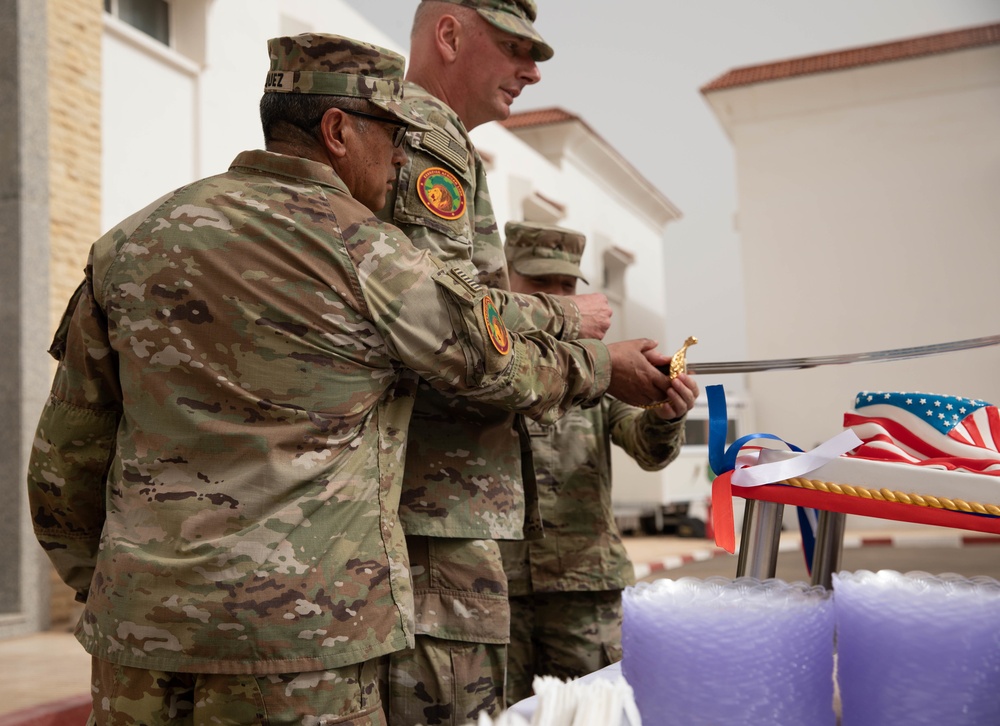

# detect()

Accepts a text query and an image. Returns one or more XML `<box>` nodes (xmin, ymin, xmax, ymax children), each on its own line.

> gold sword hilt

<box><xmin>670</xmin><ymin>336</ymin><xmax>698</xmax><ymax>379</ymax></box>
<box><xmin>641</xmin><ymin>336</ymin><xmax>698</xmax><ymax>410</ymax></box>
<box><xmin>656</xmin><ymin>335</ymin><xmax>698</xmax><ymax>380</ymax></box>
<box><xmin>656</xmin><ymin>336</ymin><xmax>697</xmax><ymax>380</ymax></box>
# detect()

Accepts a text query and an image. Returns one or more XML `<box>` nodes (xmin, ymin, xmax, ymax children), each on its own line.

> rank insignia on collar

<box><xmin>416</xmin><ymin>167</ymin><xmax>467</xmax><ymax>221</ymax></box>
<box><xmin>482</xmin><ymin>295</ymin><xmax>511</xmax><ymax>356</ymax></box>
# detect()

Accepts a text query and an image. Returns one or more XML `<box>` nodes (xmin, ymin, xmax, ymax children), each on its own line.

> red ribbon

<box><xmin>712</xmin><ymin>470</ymin><xmax>737</xmax><ymax>554</ymax></box>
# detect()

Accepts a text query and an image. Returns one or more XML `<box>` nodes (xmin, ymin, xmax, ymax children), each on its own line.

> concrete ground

<box><xmin>1</xmin><ymin>526</ymin><xmax>997</xmax><ymax>723</ymax></box>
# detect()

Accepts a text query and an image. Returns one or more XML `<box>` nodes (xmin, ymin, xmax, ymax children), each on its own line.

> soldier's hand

<box><xmin>605</xmin><ymin>339</ymin><xmax>674</xmax><ymax>407</ymax></box>
<box><xmin>648</xmin><ymin>372</ymin><xmax>699</xmax><ymax>420</ymax></box>
<box><xmin>574</xmin><ymin>293</ymin><xmax>612</xmax><ymax>340</ymax></box>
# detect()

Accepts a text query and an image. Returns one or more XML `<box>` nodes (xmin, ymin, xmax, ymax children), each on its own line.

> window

<box><xmin>601</xmin><ymin>243</ymin><xmax>632</xmax><ymax>340</ymax></box>
<box><xmin>521</xmin><ymin>190</ymin><xmax>565</xmax><ymax>225</ymax></box>
<box><xmin>105</xmin><ymin>0</ymin><xmax>170</xmax><ymax>45</ymax></box>
<box><xmin>683</xmin><ymin>417</ymin><xmax>737</xmax><ymax>447</ymax></box>
<box><xmin>601</xmin><ymin>245</ymin><xmax>634</xmax><ymax>304</ymax></box>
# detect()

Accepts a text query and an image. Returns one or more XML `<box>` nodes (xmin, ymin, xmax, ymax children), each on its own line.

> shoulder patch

<box><xmin>416</xmin><ymin>167</ymin><xmax>467</xmax><ymax>221</ymax></box>
<box><xmin>419</xmin><ymin>128</ymin><xmax>470</xmax><ymax>171</ymax></box>
<box><xmin>482</xmin><ymin>295</ymin><xmax>512</xmax><ymax>356</ymax></box>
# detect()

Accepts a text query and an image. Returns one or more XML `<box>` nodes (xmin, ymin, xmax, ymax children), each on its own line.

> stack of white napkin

<box><xmin>470</xmin><ymin>674</ymin><xmax>641</xmax><ymax>726</ymax></box>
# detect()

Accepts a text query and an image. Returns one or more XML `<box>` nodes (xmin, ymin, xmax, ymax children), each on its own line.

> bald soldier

<box><xmin>499</xmin><ymin>222</ymin><xmax>699</xmax><ymax>705</ymax></box>
<box><xmin>26</xmin><ymin>35</ymin><xmax>669</xmax><ymax>725</ymax></box>
<box><xmin>378</xmin><ymin>1</ymin><xmax>677</xmax><ymax>724</ymax></box>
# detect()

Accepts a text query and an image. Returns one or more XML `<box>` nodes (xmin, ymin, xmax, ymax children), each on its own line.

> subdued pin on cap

<box><xmin>263</xmin><ymin>33</ymin><xmax>430</xmax><ymax>130</ymax></box>
<box><xmin>426</xmin><ymin>0</ymin><xmax>554</xmax><ymax>61</ymax></box>
<box><xmin>504</xmin><ymin>221</ymin><xmax>588</xmax><ymax>283</ymax></box>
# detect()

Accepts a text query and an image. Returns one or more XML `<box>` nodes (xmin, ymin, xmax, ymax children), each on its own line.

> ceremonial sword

<box><xmin>658</xmin><ymin>333</ymin><xmax>1000</xmax><ymax>378</ymax></box>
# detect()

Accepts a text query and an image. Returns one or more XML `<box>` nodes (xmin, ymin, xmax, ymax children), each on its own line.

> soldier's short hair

<box><xmin>259</xmin><ymin>94</ymin><xmax>373</xmax><ymax>142</ymax></box>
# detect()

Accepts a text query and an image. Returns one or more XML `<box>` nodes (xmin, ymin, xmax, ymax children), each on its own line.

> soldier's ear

<box><xmin>435</xmin><ymin>14</ymin><xmax>461</xmax><ymax>63</ymax></box>
<box><xmin>316</xmin><ymin>108</ymin><xmax>348</xmax><ymax>159</ymax></box>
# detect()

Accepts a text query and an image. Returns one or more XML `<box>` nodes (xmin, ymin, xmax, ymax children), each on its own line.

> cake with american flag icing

<box><xmin>748</xmin><ymin>392</ymin><xmax>1000</xmax><ymax>530</ymax></box>
<box><xmin>843</xmin><ymin>391</ymin><xmax>1000</xmax><ymax>476</ymax></box>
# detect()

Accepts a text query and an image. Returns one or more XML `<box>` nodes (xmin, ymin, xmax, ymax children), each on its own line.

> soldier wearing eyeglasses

<box><xmin>26</xmin><ymin>34</ymin><xmax>660</xmax><ymax>725</ymax></box>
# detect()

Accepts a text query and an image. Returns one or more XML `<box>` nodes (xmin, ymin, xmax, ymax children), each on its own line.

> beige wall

<box><xmin>45</xmin><ymin>0</ymin><xmax>102</xmax><ymax>628</ymax></box>
<box><xmin>705</xmin><ymin>45</ymin><xmax>1000</xmax><ymax>450</ymax></box>
<box><xmin>48</xmin><ymin>0</ymin><xmax>102</xmax><ymax>331</ymax></box>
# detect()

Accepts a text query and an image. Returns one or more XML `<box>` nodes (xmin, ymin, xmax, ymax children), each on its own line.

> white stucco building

<box><xmin>489</xmin><ymin>109</ymin><xmax>721</xmax><ymax>531</ymax></box>
<box><xmin>101</xmin><ymin>0</ymin><xmax>410</xmax><ymax>231</ymax></box>
<box><xmin>701</xmin><ymin>23</ymin><xmax>1000</xmax><ymax>454</ymax></box>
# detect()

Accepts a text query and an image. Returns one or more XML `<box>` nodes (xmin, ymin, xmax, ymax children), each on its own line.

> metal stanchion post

<box><xmin>735</xmin><ymin>499</ymin><xmax>784</xmax><ymax>579</ymax></box>
<box><xmin>810</xmin><ymin>510</ymin><xmax>846</xmax><ymax>589</ymax></box>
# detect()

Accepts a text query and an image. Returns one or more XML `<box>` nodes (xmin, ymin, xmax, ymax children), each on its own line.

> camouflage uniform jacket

<box><xmin>381</xmin><ymin>82</ymin><xmax>582</xmax><ymax>541</ymax></box>
<box><xmin>502</xmin><ymin>399</ymin><xmax>686</xmax><ymax>595</ymax></box>
<box><xmin>26</xmin><ymin>150</ymin><xmax>611</xmax><ymax>675</ymax></box>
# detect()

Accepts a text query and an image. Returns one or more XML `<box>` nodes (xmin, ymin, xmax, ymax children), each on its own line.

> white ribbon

<box><xmin>731</xmin><ymin>430</ymin><xmax>863</xmax><ymax>488</ymax></box>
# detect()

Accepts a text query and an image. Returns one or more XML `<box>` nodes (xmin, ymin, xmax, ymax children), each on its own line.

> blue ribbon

<box><xmin>796</xmin><ymin>506</ymin><xmax>818</xmax><ymax>571</ymax></box>
<box><xmin>706</xmin><ymin>384</ymin><xmax>818</xmax><ymax>574</ymax></box>
<box><xmin>707</xmin><ymin>384</ymin><xmax>803</xmax><ymax>475</ymax></box>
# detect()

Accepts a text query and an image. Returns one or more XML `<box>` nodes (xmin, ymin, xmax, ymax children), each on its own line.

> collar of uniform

<box><xmin>402</xmin><ymin>81</ymin><xmax>469</xmax><ymax>139</ymax></box>
<box><xmin>229</xmin><ymin>150</ymin><xmax>351</xmax><ymax>195</ymax></box>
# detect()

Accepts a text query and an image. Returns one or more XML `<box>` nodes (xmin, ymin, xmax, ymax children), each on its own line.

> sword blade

<box><xmin>676</xmin><ymin>334</ymin><xmax>1000</xmax><ymax>376</ymax></box>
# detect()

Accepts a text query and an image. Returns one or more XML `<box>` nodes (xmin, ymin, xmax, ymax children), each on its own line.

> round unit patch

<box><xmin>482</xmin><ymin>295</ymin><xmax>511</xmax><ymax>356</ymax></box>
<box><xmin>416</xmin><ymin>167</ymin><xmax>467</xmax><ymax>221</ymax></box>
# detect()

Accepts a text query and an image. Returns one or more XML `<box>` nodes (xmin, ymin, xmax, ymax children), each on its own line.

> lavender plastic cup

<box><xmin>622</xmin><ymin>577</ymin><xmax>835</xmax><ymax>726</ymax></box>
<box><xmin>834</xmin><ymin>570</ymin><xmax>1000</xmax><ymax>726</ymax></box>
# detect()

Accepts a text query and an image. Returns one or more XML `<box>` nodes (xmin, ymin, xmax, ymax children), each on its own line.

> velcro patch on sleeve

<box><xmin>482</xmin><ymin>295</ymin><xmax>511</xmax><ymax>356</ymax></box>
<box><xmin>432</xmin><ymin>266</ymin><xmax>513</xmax><ymax>381</ymax></box>
<box><xmin>397</xmin><ymin>153</ymin><xmax>472</xmax><ymax>241</ymax></box>
<box><xmin>419</xmin><ymin>128</ymin><xmax>469</xmax><ymax>171</ymax></box>
<box><xmin>415</xmin><ymin>167</ymin><xmax>467</xmax><ymax>221</ymax></box>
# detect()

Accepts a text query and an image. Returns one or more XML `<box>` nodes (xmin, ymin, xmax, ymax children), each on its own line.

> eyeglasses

<box><xmin>309</xmin><ymin>108</ymin><xmax>410</xmax><ymax>147</ymax></box>
<box><xmin>341</xmin><ymin>109</ymin><xmax>411</xmax><ymax>147</ymax></box>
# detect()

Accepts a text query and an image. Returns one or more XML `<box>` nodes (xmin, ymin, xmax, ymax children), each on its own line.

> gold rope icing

<box><xmin>774</xmin><ymin>477</ymin><xmax>1000</xmax><ymax>518</ymax></box>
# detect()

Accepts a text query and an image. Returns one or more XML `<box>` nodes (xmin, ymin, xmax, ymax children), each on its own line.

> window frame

<box><xmin>104</xmin><ymin>0</ymin><xmax>171</xmax><ymax>47</ymax></box>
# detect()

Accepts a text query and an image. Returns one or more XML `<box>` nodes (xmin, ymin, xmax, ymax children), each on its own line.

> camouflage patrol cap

<box><xmin>504</xmin><ymin>221</ymin><xmax>588</xmax><ymax>283</ymax></box>
<box><xmin>426</xmin><ymin>0</ymin><xmax>554</xmax><ymax>61</ymax></box>
<box><xmin>264</xmin><ymin>34</ymin><xmax>429</xmax><ymax>129</ymax></box>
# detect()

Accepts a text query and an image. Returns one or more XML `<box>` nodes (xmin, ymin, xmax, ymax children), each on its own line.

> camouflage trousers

<box><xmin>383</xmin><ymin>535</ymin><xmax>509</xmax><ymax>725</ymax></box>
<box><xmin>504</xmin><ymin>589</ymin><xmax>624</xmax><ymax>707</ymax></box>
<box><xmin>85</xmin><ymin>656</ymin><xmax>385</xmax><ymax>725</ymax></box>
<box><xmin>383</xmin><ymin>636</ymin><xmax>505</xmax><ymax>726</ymax></box>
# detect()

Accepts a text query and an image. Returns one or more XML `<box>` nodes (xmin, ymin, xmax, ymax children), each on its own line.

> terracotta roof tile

<box><xmin>499</xmin><ymin>107</ymin><xmax>581</xmax><ymax>130</ymax></box>
<box><xmin>498</xmin><ymin>107</ymin><xmax>680</xmax><ymax>221</ymax></box>
<box><xmin>701</xmin><ymin>22</ymin><xmax>1000</xmax><ymax>93</ymax></box>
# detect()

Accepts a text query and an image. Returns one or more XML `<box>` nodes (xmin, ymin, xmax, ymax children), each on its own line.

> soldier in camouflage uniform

<box><xmin>25</xmin><ymin>34</ymin><xmax>663</xmax><ymax>726</ymax></box>
<box><xmin>499</xmin><ymin>222</ymin><xmax>700</xmax><ymax>706</ymax></box>
<box><xmin>377</xmin><ymin>2</ymin><xmax>676</xmax><ymax>724</ymax></box>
